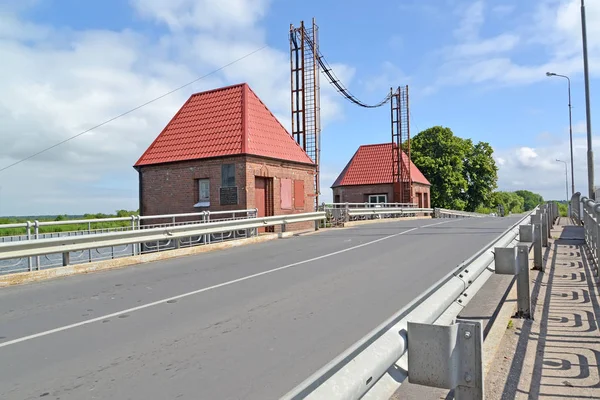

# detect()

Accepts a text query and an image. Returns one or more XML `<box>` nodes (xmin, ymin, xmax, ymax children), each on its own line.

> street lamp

<box><xmin>556</xmin><ymin>159</ymin><xmax>569</xmax><ymax>203</ymax></box>
<box><xmin>546</xmin><ymin>72</ymin><xmax>575</xmax><ymax>198</ymax></box>
<box><xmin>581</xmin><ymin>0</ymin><xmax>594</xmax><ymax>199</ymax></box>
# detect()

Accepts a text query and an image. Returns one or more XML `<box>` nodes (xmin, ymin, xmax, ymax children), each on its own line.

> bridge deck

<box><xmin>0</xmin><ymin>216</ymin><xmax>522</xmax><ymax>400</ymax></box>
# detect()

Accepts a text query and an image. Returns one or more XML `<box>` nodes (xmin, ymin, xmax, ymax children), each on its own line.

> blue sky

<box><xmin>0</xmin><ymin>0</ymin><xmax>598</xmax><ymax>215</ymax></box>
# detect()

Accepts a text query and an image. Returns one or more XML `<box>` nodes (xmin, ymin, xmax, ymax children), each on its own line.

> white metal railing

<box><xmin>0</xmin><ymin>210</ymin><xmax>322</xmax><ymax>275</ymax></box>
<box><xmin>580</xmin><ymin>197</ymin><xmax>600</xmax><ymax>274</ymax></box>
<box><xmin>346</xmin><ymin>207</ymin><xmax>433</xmax><ymax>217</ymax></box>
<box><xmin>0</xmin><ymin>209</ymin><xmax>258</xmax><ymax>241</ymax></box>
<box><xmin>282</xmin><ymin>203</ymin><xmax>558</xmax><ymax>400</ymax></box>
<box><xmin>435</xmin><ymin>208</ymin><xmax>488</xmax><ymax>218</ymax></box>
<box><xmin>321</xmin><ymin>203</ymin><xmax>432</xmax><ymax>226</ymax></box>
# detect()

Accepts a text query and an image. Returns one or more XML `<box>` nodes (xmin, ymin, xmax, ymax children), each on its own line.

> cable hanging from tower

<box><xmin>301</xmin><ymin>34</ymin><xmax>393</xmax><ymax>109</ymax></box>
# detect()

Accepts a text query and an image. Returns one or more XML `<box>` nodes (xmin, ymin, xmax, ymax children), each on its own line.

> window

<box><xmin>221</xmin><ymin>164</ymin><xmax>236</xmax><ymax>188</ymax></box>
<box><xmin>368</xmin><ymin>194</ymin><xmax>387</xmax><ymax>204</ymax></box>
<box><xmin>194</xmin><ymin>179</ymin><xmax>210</xmax><ymax>207</ymax></box>
<box><xmin>334</xmin><ymin>194</ymin><xmax>341</xmax><ymax>203</ymax></box>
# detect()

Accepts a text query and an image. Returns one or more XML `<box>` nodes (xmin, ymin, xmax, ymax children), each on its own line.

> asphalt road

<box><xmin>0</xmin><ymin>216</ymin><xmax>523</xmax><ymax>400</ymax></box>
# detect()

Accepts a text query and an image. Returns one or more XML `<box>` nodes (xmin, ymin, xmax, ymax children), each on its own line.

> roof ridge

<box><xmin>358</xmin><ymin>142</ymin><xmax>392</xmax><ymax>147</ymax></box>
<box><xmin>190</xmin><ymin>82</ymin><xmax>247</xmax><ymax>98</ymax></box>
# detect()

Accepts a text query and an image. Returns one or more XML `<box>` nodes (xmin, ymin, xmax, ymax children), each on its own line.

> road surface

<box><xmin>0</xmin><ymin>216</ymin><xmax>522</xmax><ymax>400</ymax></box>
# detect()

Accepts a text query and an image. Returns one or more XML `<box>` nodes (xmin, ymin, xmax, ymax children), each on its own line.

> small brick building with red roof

<box><xmin>331</xmin><ymin>143</ymin><xmax>431</xmax><ymax>208</ymax></box>
<box><xmin>134</xmin><ymin>83</ymin><xmax>316</xmax><ymax>231</ymax></box>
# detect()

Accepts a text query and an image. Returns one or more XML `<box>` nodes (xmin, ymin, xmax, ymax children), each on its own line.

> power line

<box><xmin>410</xmin><ymin>111</ymin><xmax>421</xmax><ymax>135</ymax></box>
<box><xmin>0</xmin><ymin>45</ymin><xmax>267</xmax><ymax>174</ymax></box>
<box><xmin>300</xmin><ymin>34</ymin><xmax>392</xmax><ymax>109</ymax></box>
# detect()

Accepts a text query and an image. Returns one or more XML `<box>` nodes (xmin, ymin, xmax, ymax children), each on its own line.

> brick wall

<box><xmin>246</xmin><ymin>156</ymin><xmax>316</xmax><ymax>232</ymax></box>
<box><xmin>332</xmin><ymin>182</ymin><xmax>431</xmax><ymax>207</ymax></box>
<box><xmin>138</xmin><ymin>155</ymin><xmax>248</xmax><ymax>221</ymax></box>
<box><xmin>332</xmin><ymin>184</ymin><xmax>393</xmax><ymax>204</ymax></box>
<box><xmin>138</xmin><ymin>155</ymin><xmax>317</xmax><ymax>231</ymax></box>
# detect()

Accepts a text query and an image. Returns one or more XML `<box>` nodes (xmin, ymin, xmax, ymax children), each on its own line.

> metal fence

<box><xmin>0</xmin><ymin>209</ymin><xmax>259</xmax><ymax>275</ymax></box>
<box><xmin>282</xmin><ymin>203</ymin><xmax>558</xmax><ymax>400</ymax></box>
<box><xmin>321</xmin><ymin>203</ymin><xmax>434</xmax><ymax>227</ymax></box>
<box><xmin>580</xmin><ymin>197</ymin><xmax>600</xmax><ymax>279</ymax></box>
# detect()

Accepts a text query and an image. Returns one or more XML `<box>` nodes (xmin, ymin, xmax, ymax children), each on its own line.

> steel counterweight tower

<box><xmin>290</xmin><ymin>19</ymin><xmax>321</xmax><ymax>210</ymax></box>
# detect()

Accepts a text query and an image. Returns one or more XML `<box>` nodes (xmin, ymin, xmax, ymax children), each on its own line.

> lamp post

<box><xmin>546</xmin><ymin>72</ymin><xmax>575</xmax><ymax>197</ymax></box>
<box><xmin>556</xmin><ymin>159</ymin><xmax>569</xmax><ymax>204</ymax></box>
<box><xmin>581</xmin><ymin>0</ymin><xmax>594</xmax><ymax>199</ymax></box>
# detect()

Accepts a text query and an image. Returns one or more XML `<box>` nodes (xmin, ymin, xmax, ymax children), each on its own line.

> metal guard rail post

<box><xmin>282</xmin><ymin>205</ymin><xmax>552</xmax><ymax>400</ymax></box>
<box><xmin>0</xmin><ymin>212</ymin><xmax>326</xmax><ymax>263</ymax></box>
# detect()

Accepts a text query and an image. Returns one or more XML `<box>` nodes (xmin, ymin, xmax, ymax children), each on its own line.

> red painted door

<box><xmin>255</xmin><ymin>177</ymin><xmax>266</xmax><ymax>233</ymax></box>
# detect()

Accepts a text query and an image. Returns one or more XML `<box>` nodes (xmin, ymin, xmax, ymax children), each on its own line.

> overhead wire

<box><xmin>0</xmin><ymin>45</ymin><xmax>268</xmax><ymax>174</ymax></box>
<box><xmin>300</xmin><ymin>33</ymin><xmax>393</xmax><ymax>109</ymax></box>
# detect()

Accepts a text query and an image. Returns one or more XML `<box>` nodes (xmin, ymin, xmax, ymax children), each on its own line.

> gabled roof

<box><xmin>135</xmin><ymin>83</ymin><xmax>313</xmax><ymax>167</ymax></box>
<box><xmin>331</xmin><ymin>143</ymin><xmax>430</xmax><ymax>187</ymax></box>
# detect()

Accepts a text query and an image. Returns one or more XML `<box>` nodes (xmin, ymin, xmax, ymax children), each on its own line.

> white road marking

<box><xmin>0</xmin><ymin>219</ymin><xmax>455</xmax><ymax>348</ymax></box>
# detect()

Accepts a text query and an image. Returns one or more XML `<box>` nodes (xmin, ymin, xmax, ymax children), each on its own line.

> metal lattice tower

<box><xmin>290</xmin><ymin>19</ymin><xmax>321</xmax><ymax>210</ymax></box>
<box><xmin>391</xmin><ymin>85</ymin><xmax>412</xmax><ymax>204</ymax></box>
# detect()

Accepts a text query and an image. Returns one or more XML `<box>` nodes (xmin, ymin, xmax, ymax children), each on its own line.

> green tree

<box><xmin>514</xmin><ymin>190</ymin><xmax>544</xmax><ymax>211</ymax></box>
<box><xmin>464</xmin><ymin>141</ymin><xmax>498</xmax><ymax>211</ymax></box>
<box><xmin>490</xmin><ymin>191</ymin><xmax>524</xmax><ymax>214</ymax></box>
<box><xmin>409</xmin><ymin>126</ymin><xmax>497</xmax><ymax>211</ymax></box>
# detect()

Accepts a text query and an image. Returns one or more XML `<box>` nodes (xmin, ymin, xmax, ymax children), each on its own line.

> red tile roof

<box><xmin>134</xmin><ymin>83</ymin><xmax>313</xmax><ymax>166</ymax></box>
<box><xmin>331</xmin><ymin>143</ymin><xmax>430</xmax><ymax>187</ymax></box>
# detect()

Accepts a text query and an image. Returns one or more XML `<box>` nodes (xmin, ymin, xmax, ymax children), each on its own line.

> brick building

<box><xmin>134</xmin><ymin>83</ymin><xmax>316</xmax><ymax>231</ymax></box>
<box><xmin>331</xmin><ymin>143</ymin><xmax>431</xmax><ymax>207</ymax></box>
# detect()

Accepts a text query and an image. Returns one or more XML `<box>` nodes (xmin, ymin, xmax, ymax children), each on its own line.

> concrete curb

<box><xmin>482</xmin><ymin>250</ymin><xmax>535</xmax><ymax>376</ymax></box>
<box><xmin>483</xmin><ymin>279</ymin><xmax>518</xmax><ymax>376</ymax></box>
<box><xmin>0</xmin><ymin>230</ymin><xmax>314</xmax><ymax>288</ymax></box>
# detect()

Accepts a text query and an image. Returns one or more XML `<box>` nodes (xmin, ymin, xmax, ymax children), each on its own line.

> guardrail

<box><xmin>346</xmin><ymin>207</ymin><xmax>433</xmax><ymax>217</ymax></box>
<box><xmin>435</xmin><ymin>208</ymin><xmax>488</xmax><ymax>218</ymax></box>
<box><xmin>0</xmin><ymin>209</ymin><xmax>258</xmax><ymax>241</ymax></box>
<box><xmin>321</xmin><ymin>203</ymin><xmax>422</xmax><ymax>227</ymax></box>
<box><xmin>0</xmin><ymin>212</ymin><xmax>324</xmax><ymax>275</ymax></box>
<box><xmin>580</xmin><ymin>197</ymin><xmax>600</xmax><ymax>277</ymax></box>
<box><xmin>282</xmin><ymin>203</ymin><xmax>557</xmax><ymax>400</ymax></box>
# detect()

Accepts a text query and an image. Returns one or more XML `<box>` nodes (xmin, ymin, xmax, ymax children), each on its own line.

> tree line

<box><xmin>409</xmin><ymin>126</ymin><xmax>544</xmax><ymax>215</ymax></box>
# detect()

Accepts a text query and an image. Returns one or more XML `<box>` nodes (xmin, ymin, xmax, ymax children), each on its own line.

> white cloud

<box><xmin>453</xmin><ymin>1</ymin><xmax>484</xmax><ymax>41</ymax></box>
<box><xmin>432</xmin><ymin>0</ymin><xmax>600</xmax><ymax>88</ymax></box>
<box><xmin>494</xmin><ymin>123</ymin><xmax>599</xmax><ymax>200</ymax></box>
<box><xmin>130</xmin><ymin>0</ymin><xmax>270</xmax><ymax>32</ymax></box>
<box><xmin>0</xmin><ymin>1</ymin><xmax>352</xmax><ymax>215</ymax></box>
<box><xmin>361</xmin><ymin>61</ymin><xmax>410</xmax><ymax>94</ymax></box>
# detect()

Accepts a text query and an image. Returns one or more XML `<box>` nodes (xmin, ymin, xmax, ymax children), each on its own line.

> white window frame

<box><xmin>194</xmin><ymin>179</ymin><xmax>210</xmax><ymax>207</ymax></box>
<box><xmin>368</xmin><ymin>194</ymin><xmax>387</xmax><ymax>204</ymax></box>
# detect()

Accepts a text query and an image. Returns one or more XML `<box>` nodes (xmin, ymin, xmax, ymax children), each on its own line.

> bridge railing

<box><xmin>0</xmin><ymin>212</ymin><xmax>325</xmax><ymax>275</ymax></box>
<box><xmin>434</xmin><ymin>208</ymin><xmax>488</xmax><ymax>218</ymax></box>
<box><xmin>321</xmin><ymin>203</ymin><xmax>433</xmax><ymax>226</ymax></box>
<box><xmin>0</xmin><ymin>209</ymin><xmax>262</xmax><ymax>274</ymax></box>
<box><xmin>0</xmin><ymin>209</ymin><xmax>258</xmax><ymax>241</ymax></box>
<box><xmin>282</xmin><ymin>203</ymin><xmax>558</xmax><ymax>400</ymax></box>
<box><xmin>580</xmin><ymin>197</ymin><xmax>600</xmax><ymax>275</ymax></box>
